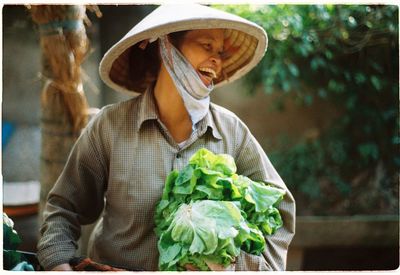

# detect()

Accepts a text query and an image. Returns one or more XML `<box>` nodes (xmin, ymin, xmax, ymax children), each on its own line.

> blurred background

<box><xmin>2</xmin><ymin>4</ymin><xmax>399</xmax><ymax>271</ymax></box>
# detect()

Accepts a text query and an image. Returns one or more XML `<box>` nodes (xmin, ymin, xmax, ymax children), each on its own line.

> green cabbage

<box><xmin>155</xmin><ymin>148</ymin><xmax>285</xmax><ymax>271</ymax></box>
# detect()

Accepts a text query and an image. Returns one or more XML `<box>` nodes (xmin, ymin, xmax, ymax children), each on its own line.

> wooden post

<box><xmin>29</xmin><ymin>5</ymin><xmax>91</xmax><ymax>224</ymax></box>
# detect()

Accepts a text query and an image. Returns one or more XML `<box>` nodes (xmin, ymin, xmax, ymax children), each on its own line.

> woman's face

<box><xmin>179</xmin><ymin>29</ymin><xmax>225</xmax><ymax>87</ymax></box>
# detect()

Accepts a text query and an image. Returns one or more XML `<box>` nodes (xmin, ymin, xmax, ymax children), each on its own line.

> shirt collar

<box><xmin>199</xmin><ymin>106</ymin><xmax>223</xmax><ymax>140</ymax></box>
<box><xmin>137</xmin><ymin>86</ymin><xmax>159</xmax><ymax>131</ymax></box>
<box><xmin>136</xmin><ymin>87</ymin><xmax>222</xmax><ymax>140</ymax></box>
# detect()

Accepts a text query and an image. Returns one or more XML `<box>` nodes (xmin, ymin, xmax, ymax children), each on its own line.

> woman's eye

<box><xmin>219</xmin><ymin>51</ymin><xmax>226</xmax><ymax>60</ymax></box>
<box><xmin>203</xmin><ymin>43</ymin><xmax>212</xmax><ymax>51</ymax></box>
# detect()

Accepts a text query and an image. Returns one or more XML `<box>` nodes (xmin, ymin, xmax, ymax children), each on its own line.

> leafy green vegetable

<box><xmin>154</xmin><ymin>148</ymin><xmax>285</xmax><ymax>271</ymax></box>
<box><xmin>3</xmin><ymin>213</ymin><xmax>35</xmax><ymax>270</ymax></box>
<box><xmin>3</xmin><ymin>213</ymin><xmax>21</xmax><ymax>251</ymax></box>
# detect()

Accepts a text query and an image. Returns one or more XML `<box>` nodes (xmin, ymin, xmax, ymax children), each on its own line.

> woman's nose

<box><xmin>210</xmin><ymin>54</ymin><xmax>222</xmax><ymax>67</ymax></box>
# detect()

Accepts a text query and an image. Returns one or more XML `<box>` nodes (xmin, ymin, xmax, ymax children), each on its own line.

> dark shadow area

<box><xmin>302</xmin><ymin>246</ymin><xmax>399</xmax><ymax>270</ymax></box>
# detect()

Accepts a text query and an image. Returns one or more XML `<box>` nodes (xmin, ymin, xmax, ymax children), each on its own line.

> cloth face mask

<box><xmin>159</xmin><ymin>35</ymin><xmax>214</xmax><ymax>128</ymax></box>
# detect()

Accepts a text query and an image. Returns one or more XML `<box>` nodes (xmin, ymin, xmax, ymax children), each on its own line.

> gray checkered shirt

<box><xmin>37</xmin><ymin>88</ymin><xmax>295</xmax><ymax>271</ymax></box>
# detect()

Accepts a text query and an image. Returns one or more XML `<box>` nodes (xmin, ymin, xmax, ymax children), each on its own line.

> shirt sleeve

<box><xmin>36</xmin><ymin>120</ymin><xmax>108</xmax><ymax>270</ymax></box>
<box><xmin>234</xmin><ymin>131</ymin><xmax>296</xmax><ymax>271</ymax></box>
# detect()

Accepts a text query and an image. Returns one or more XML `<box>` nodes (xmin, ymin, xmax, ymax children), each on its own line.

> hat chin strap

<box><xmin>159</xmin><ymin>36</ymin><xmax>214</xmax><ymax>129</ymax></box>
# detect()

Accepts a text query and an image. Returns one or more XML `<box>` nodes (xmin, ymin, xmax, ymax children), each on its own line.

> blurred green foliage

<box><xmin>215</xmin><ymin>5</ymin><xmax>399</xmax><ymax>215</ymax></box>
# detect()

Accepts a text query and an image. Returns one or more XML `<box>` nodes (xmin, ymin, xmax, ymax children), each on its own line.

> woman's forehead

<box><xmin>185</xmin><ymin>29</ymin><xmax>225</xmax><ymax>41</ymax></box>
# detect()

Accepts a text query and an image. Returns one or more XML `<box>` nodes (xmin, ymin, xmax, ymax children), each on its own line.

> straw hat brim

<box><xmin>99</xmin><ymin>4</ymin><xmax>268</xmax><ymax>96</ymax></box>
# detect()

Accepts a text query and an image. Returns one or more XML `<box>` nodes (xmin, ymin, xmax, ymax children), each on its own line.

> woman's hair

<box><xmin>129</xmin><ymin>31</ymin><xmax>188</xmax><ymax>91</ymax></box>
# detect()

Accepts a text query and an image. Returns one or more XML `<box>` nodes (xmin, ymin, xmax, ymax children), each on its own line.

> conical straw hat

<box><xmin>99</xmin><ymin>4</ymin><xmax>268</xmax><ymax>95</ymax></box>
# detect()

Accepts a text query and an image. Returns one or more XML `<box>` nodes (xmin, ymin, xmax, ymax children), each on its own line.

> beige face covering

<box><xmin>159</xmin><ymin>35</ymin><xmax>214</xmax><ymax>129</ymax></box>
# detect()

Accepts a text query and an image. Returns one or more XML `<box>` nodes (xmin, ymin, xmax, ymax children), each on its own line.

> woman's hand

<box><xmin>185</xmin><ymin>263</ymin><xmax>199</xmax><ymax>271</ymax></box>
<box><xmin>51</xmin><ymin>263</ymin><xmax>73</xmax><ymax>271</ymax></box>
<box><xmin>205</xmin><ymin>260</ymin><xmax>235</xmax><ymax>271</ymax></box>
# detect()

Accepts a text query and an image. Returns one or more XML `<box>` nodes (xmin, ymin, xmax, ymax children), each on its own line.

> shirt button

<box><xmin>176</xmin><ymin>153</ymin><xmax>181</xmax><ymax>158</ymax></box>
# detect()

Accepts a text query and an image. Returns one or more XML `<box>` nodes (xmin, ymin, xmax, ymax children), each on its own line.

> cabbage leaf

<box><xmin>155</xmin><ymin>148</ymin><xmax>286</xmax><ymax>270</ymax></box>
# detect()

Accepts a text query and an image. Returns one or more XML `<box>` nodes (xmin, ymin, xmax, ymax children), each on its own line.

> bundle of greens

<box><xmin>154</xmin><ymin>148</ymin><xmax>285</xmax><ymax>271</ymax></box>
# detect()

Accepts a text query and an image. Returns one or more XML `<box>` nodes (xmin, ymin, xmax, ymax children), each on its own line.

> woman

<box><xmin>37</xmin><ymin>4</ymin><xmax>295</xmax><ymax>271</ymax></box>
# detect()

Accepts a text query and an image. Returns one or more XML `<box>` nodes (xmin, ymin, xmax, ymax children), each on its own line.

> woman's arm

<box><xmin>37</xmin><ymin>120</ymin><xmax>108</xmax><ymax>270</ymax></box>
<box><xmin>234</xmin><ymin>132</ymin><xmax>296</xmax><ymax>271</ymax></box>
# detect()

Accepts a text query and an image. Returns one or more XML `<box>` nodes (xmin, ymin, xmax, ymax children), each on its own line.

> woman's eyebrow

<box><xmin>197</xmin><ymin>35</ymin><xmax>216</xmax><ymax>41</ymax></box>
<box><xmin>198</xmin><ymin>36</ymin><xmax>224</xmax><ymax>51</ymax></box>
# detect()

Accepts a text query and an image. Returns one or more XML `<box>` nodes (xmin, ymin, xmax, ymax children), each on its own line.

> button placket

<box><xmin>173</xmin><ymin>150</ymin><xmax>187</xmax><ymax>170</ymax></box>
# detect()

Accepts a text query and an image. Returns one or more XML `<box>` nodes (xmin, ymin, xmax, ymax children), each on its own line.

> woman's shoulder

<box><xmin>85</xmin><ymin>96</ymin><xmax>142</xmax><ymax>132</ymax></box>
<box><xmin>99</xmin><ymin>96</ymin><xmax>140</xmax><ymax>116</ymax></box>
<box><xmin>209</xmin><ymin>102</ymin><xmax>249</xmax><ymax>130</ymax></box>
<box><xmin>93</xmin><ymin>96</ymin><xmax>140</xmax><ymax>120</ymax></box>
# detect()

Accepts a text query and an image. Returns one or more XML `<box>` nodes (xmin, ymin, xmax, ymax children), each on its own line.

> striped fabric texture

<box><xmin>37</xmin><ymin>88</ymin><xmax>296</xmax><ymax>271</ymax></box>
